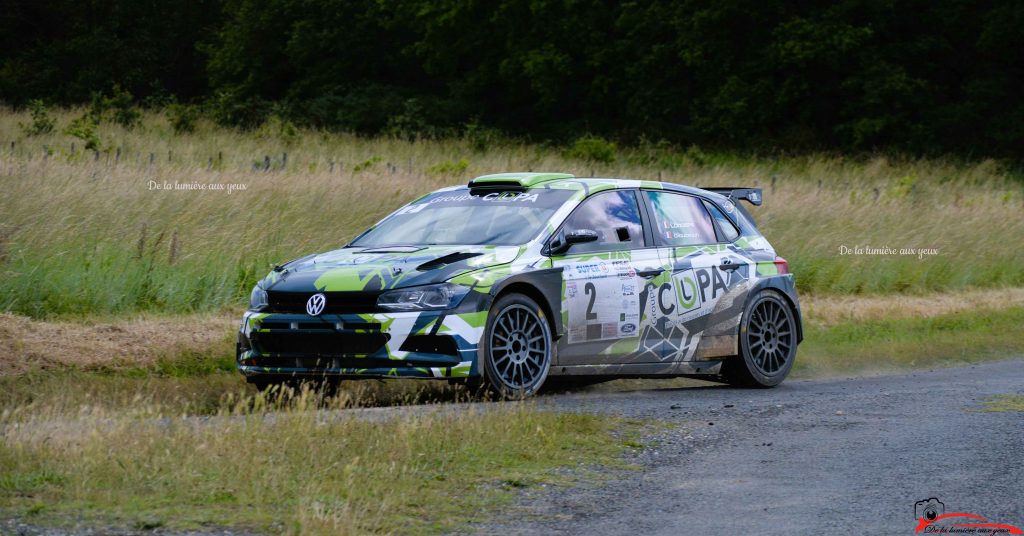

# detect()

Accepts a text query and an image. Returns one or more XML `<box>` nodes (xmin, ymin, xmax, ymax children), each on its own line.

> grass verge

<box><xmin>982</xmin><ymin>395</ymin><xmax>1024</xmax><ymax>412</ymax></box>
<box><xmin>0</xmin><ymin>399</ymin><xmax>643</xmax><ymax>534</ymax></box>
<box><xmin>795</xmin><ymin>305</ymin><xmax>1024</xmax><ymax>377</ymax></box>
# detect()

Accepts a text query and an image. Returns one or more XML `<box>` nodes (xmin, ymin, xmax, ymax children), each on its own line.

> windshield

<box><xmin>351</xmin><ymin>188</ymin><xmax>574</xmax><ymax>247</ymax></box>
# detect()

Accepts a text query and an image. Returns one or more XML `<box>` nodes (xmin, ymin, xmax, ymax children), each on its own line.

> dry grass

<box><xmin>801</xmin><ymin>287</ymin><xmax>1024</xmax><ymax>327</ymax></box>
<box><xmin>0</xmin><ymin>312</ymin><xmax>235</xmax><ymax>375</ymax></box>
<box><xmin>1</xmin><ymin>108</ymin><xmax>1023</xmax><ymax>318</ymax></box>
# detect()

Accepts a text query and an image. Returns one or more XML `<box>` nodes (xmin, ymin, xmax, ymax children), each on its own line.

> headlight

<box><xmin>377</xmin><ymin>283</ymin><xmax>469</xmax><ymax>311</ymax></box>
<box><xmin>249</xmin><ymin>285</ymin><xmax>268</xmax><ymax>311</ymax></box>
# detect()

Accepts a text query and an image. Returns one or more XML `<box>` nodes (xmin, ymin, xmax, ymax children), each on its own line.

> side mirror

<box><xmin>547</xmin><ymin>229</ymin><xmax>600</xmax><ymax>256</ymax></box>
<box><xmin>566</xmin><ymin>229</ymin><xmax>600</xmax><ymax>244</ymax></box>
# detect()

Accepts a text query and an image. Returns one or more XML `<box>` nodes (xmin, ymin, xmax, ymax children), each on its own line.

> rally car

<box><xmin>238</xmin><ymin>172</ymin><xmax>802</xmax><ymax>397</ymax></box>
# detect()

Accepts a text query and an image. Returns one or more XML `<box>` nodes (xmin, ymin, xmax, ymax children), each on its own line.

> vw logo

<box><xmin>306</xmin><ymin>293</ymin><xmax>326</xmax><ymax>316</ymax></box>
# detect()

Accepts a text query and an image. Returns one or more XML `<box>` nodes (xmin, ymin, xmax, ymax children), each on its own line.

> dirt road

<box><xmin>483</xmin><ymin>359</ymin><xmax>1024</xmax><ymax>535</ymax></box>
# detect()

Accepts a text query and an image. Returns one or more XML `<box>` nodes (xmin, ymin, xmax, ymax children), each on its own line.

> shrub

<box><xmin>353</xmin><ymin>156</ymin><xmax>383</xmax><ymax>172</ymax></box>
<box><xmin>19</xmin><ymin>99</ymin><xmax>55</xmax><ymax>136</ymax></box>
<box><xmin>167</xmin><ymin>103</ymin><xmax>199</xmax><ymax>134</ymax></box>
<box><xmin>464</xmin><ymin>120</ymin><xmax>505</xmax><ymax>152</ymax></box>
<box><xmin>108</xmin><ymin>85</ymin><xmax>141</xmax><ymax>128</ymax></box>
<box><xmin>64</xmin><ymin>114</ymin><xmax>102</xmax><ymax>152</ymax></box>
<box><xmin>566</xmin><ymin>136</ymin><xmax>617</xmax><ymax>163</ymax></box>
<box><xmin>428</xmin><ymin>158</ymin><xmax>470</xmax><ymax>175</ymax></box>
<box><xmin>207</xmin><ymin>91</ymin><xmax>271</xmax><ymax>129</ymax></box>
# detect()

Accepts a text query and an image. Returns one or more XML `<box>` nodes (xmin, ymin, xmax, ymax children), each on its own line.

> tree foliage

<box><xmin>1</xmin><ymin>0</ymin><xmax>1022</xmax><ymax>154</ymax></box>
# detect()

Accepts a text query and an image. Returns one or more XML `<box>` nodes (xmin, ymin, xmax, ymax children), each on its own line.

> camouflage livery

<box><xmin>237</xmin><ymin>173</ymin><xmax>802</xmax><ymax>386</ymax></box>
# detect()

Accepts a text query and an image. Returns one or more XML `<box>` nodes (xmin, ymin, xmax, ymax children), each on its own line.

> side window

<box><xmin>703</xmin><ymin>200</ymin><xmax>740</xmax><ymax>242</ymax></box>
<box><xmin>559</xmin><ymin>190</ymin><xmax>644</xmax><ymax>253</ymax></box>
<box><xmin>644</xmin><ymin>191</ymin><xmax>717</xmax><ymax>246</ymax></box>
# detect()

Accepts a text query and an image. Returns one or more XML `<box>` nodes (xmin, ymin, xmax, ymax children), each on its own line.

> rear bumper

<box><xmin>237</xmin><ymin>309</ymin><xmax>487</xmax><ymax>380</ymax></box>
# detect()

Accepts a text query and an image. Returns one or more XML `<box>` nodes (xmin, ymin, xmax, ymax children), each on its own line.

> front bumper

<box><xmin>237</xmin><ymin>309</ymin><xmax>488</xmax><ymax>380</ymax></box>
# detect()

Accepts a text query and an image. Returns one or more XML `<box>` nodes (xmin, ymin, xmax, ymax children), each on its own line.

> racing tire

<box><xmin>480</xmin><ymin>293</ymin><xmax>554</xmax><ymax>398</ymax></box>
<box><xmin>722</xmin><ymin>289</ymin><xmax>797</xmax><ymax>387</ymax></box>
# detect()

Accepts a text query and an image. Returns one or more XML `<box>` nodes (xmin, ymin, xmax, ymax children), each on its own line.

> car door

<box><xmin>640</xmin><ymin>190</ymin><xmax>755</xmax><ymax>362</ymax></box>
<box><xmin>547</xmin><ymin>189</ymin><xmax>662</xmax><ymax>365</ymax></box>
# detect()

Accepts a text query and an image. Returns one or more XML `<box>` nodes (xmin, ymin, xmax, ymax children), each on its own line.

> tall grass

<box><xmin>1</xmin><ymin>108</ymin><xmax>1022</xmax><ymax>318</ymax></box>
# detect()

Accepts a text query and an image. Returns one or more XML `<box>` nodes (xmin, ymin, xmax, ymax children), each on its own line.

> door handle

<box><xmin>636</xmin><ymin>267</ymin><xmax>665</xmax><ymax>278</ymax></box>
<box><xmin>719</xmin><ymin>262</ymin><xmax>742</xmax><ymax>272</ymax></box>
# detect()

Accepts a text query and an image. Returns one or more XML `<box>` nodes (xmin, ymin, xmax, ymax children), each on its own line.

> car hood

<box><xmin>262</xmin><ymin>245</ymin><xmax>524</xmax><ymax>293</ymax></box>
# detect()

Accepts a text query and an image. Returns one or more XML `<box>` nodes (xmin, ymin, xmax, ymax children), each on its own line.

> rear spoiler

<box><xmin>702</xmin><ymin>187</ymin><xmax>762</xmax><ymax>206</ymax></box>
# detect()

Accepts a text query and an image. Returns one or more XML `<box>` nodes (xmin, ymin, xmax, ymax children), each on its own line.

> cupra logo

<box><xmin>306</xmin><ymin>293</ymin><xmax>326</xmax><ymax>316</ymax></box>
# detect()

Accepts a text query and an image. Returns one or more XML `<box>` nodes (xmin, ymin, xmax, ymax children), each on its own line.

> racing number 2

<box><xmin>584</xmin><ymin>282</ymin><xmax>597</xmax><ymax>320</ymax></box>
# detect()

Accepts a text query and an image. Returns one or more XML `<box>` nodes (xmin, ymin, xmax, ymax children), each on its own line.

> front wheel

<box><xmin>723</xmin><ymin>289</ymin><xmax>797</xmax><ymax>387</ymax></box>
<box><xmin>480</xmin><ymin>293</ymin><xmax>553</xmax><ymax>398</ymax></box>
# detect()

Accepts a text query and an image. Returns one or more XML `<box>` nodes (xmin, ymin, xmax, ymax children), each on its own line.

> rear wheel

<box><xmin>723</xmin><ymin>289</ymin><xmax>796</xmax><ymax>387</ymax></box>
<box><xmin>480</xmin><ymin>293</ymin><xmax>553</xmax><ymax>398</ymax></box>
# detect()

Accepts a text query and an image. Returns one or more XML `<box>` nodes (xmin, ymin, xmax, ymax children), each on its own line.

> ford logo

<box><xmin>306</xmin><ymin>293</ymin><xmax>326</xmax><ymax>316</ymax></box>
<box><xmin>621</xmin><ymin>323</ymin><xmax>636</xmax><ymax>334</ymax></box>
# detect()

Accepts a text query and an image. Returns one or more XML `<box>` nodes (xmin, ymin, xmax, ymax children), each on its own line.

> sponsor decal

<box><xmin>675</xmin><ymin>269</ymin><xmax>701</xmax><ymax>312</ymax></box>
<box><xmin>671</xmin><ymin>266</ymin><xmax>729</xmax><ymax>318</ymax></box>
<box><xmin>480</xmin><ymin>192</ymin><xmax>539</xmax><ymax>203</ymax></box>
<box><xmin>402</xmin><ymin>191</ymin><xmax>541</xmax><ymax>211</ymax></box>
<box><xmin>621</xmin><ymin>283</ymin><xmax>635</xmax><ymax>296</ymax></box>
<box><xmin>574</xmin><ymin>263</ymin><xmax>602</xmax><ymax>275</ymax></box>
<box><xmin>306</xmin><ymin>293</ymin><xmax>327</xmax><ymax>316</ymax></box>
<box><xmin>621</xmin><ymin>322</ymin><xmax>637</xmax><ymax>334</ymax></box>
<box><xmin>913</xmin><ymin>498</ymin><xmax>1022</xmax><ymax>534</ymax></box>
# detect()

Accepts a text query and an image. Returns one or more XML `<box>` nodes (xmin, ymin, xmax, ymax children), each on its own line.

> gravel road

<box><xmin>5</xmin><ymin>360</ymin><xmax>1022</xmax><ymax>535</ymax></box>
<box><xmin>482</xmin><ymin>359</ymin><xmax>1024</xmax><ymax>535</ymax></box>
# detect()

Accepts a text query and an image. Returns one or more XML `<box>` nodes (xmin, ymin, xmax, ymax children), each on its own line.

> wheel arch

<box><xmin>743</xmin><ymin>275</ymin><xmax>803</xmax><ymax>344</ymax></box>
<box><xmin>490</xmin><ymin>268</ymin><xmax>564</xmax><ymax>340</ymax></box>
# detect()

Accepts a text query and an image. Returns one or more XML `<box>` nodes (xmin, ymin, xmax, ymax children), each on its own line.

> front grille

<box><xmin>252</xmin><ymin>331</ymin><xmax>390</xmax><ymax>357</ymax></box>
<box><xmin>266</xmin><ymin>291</ymin><xmax>383</xmax><ymax>314</ymax></box>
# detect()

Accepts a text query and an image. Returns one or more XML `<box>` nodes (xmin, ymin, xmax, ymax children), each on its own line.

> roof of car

<box><xmin>465</xmin><ymin>172</ymin><xmax>721</xmax><ymax>200</ymax></box>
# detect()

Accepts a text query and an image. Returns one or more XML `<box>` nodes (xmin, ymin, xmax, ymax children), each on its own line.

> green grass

<box><xmin>0</xmin><ymin>399</ymin><xmax>642</xmax><ymax>534</ymax></box>
<box><xmin>1</xmin><ymin>108</ymin><xmax>1023</xmax><ymax>318</ymax></box>
<box><xmin>982</xmin><ymin>394</ymin><xmax>1024</xmax><ymax>412</ymax></box>
<box><xmin>796</xmin><ymin>306</ymin><xmax>1024</xmax><ymax>376</ymax></box>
